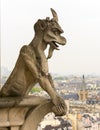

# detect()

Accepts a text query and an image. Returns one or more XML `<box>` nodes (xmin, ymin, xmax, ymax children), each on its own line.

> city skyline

<box><xmin>1</xmin><ymin>0</ymin><xmax>100</xmax><ymax>75</ymax></box>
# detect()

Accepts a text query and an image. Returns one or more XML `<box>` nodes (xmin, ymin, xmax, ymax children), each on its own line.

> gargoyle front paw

<box><xmin>52</xmin><ymin>96</ymin><xmax>67</xmax><ymax>116</ymax></box>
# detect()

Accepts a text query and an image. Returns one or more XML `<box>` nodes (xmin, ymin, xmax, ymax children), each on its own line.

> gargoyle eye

<box><xmin>52</xmin><ymin>28</ymin><xmax>60</xmax><ymax>35</ymax></box>
<box><xmin>55</xmin><ymin>31</ymin><xmax>59</xmax><ymax>35</ymax></box>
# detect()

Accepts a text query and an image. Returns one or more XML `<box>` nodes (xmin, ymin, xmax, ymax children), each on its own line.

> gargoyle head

<box><xmin>34</xmin><ymin>8</ymin><xmax>67</xmax><ymax>59</ymax></box>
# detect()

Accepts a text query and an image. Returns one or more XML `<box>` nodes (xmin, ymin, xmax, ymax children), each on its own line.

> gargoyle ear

<box><xmin>38</xmin><ymin>19</ymin><xmax>47</xmax><ymax>30</ymax></box>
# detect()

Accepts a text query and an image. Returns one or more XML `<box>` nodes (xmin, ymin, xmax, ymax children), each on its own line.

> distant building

<box><xmin>44</xmin><ymin>117</ymin><xmax>72</xmax><ymax>130</ymax></box>
<box><xmin>62</xmin><ymin>93</ymin><xmax>79</xmax><ymax>100</ymax></box>
<box><xmin>78</xmin><ymin>75</ymin><xmax>88</xmax><ymax>101</ymax></box>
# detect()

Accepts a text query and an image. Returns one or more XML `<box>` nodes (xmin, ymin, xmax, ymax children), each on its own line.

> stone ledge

<box><xmin>0</xmin><ymin>95</ymin><xmax>47</xmax><ymax>108</ymax></box>
<box><xmin>0</xmin><ymin>96</ymin><xmax>53</xmax><ymax>130</ymax></box>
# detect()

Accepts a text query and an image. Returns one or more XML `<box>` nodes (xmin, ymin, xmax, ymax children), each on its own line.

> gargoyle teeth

<box><xmin>52</xmin><ymin>42</ymin><xmax>59</xmax><ymax>50</ymax></box>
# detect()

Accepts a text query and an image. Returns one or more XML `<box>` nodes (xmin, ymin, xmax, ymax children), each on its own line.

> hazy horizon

<box><xmin>1</xmin><ymin>0</ymin><xmax>100</xmax><ymax>75</ymax></box>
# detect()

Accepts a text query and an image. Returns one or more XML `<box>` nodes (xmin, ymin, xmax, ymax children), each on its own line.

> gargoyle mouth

<box><xmin>47</xmin><ymin>37</ymin><xmax>66</xmax><ymax>59</ymax></box>
<box><xmin>50</xmin><ymin>41</ymin><xmax>60</xmax><ymax>50</ymax></box>
<box><xmin>47</xmin><ymin>41</ymin><xmax>60</xmax><ymax>59</ymax></box>
<box><xmin>50</xmin><ymin>36</ymin><xmax>66</xmax><ymax>50</ymax></box>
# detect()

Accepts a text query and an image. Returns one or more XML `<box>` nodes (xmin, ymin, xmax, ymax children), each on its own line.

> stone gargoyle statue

<box><xmin>0</xmin><ymin>8</ymin><xmax>67</xmax><ymax>130</ymax></box>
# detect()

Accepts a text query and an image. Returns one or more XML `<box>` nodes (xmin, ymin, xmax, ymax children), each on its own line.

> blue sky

<box><xmin>1</xmin><ymin>0</ymin><xmax>100</xmax><ymax>75</ymax></box>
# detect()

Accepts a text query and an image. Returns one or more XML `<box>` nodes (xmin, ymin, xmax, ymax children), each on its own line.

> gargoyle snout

<box><xmin>61</xmin><ymin>36</ymin><xmax>67</xmax><ymax>45</ymax></box>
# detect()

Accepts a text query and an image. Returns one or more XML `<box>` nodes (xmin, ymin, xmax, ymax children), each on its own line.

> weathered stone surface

<box><xmin>0</xmin><ymin>96</ymin><xmax>47</xmax><ymax>127</ymax></box>
<box><xmin>0</xmin><ymin>128</ymin><xmax>9</xmax><ymax>130</ymax></box>
<box><xmin>0</xmin><ymin>107</ymin><xmax>28</xmax><ymax>127</ymax></box>
<box><xmin>20</xmin><ymin>100</ymin><xmax>53</xmax><ymax>130</ymax></box>
<box><xmin>0</xmin><ymin>98</ymin><xmax>53</xmax><ymax>130</ymax></box>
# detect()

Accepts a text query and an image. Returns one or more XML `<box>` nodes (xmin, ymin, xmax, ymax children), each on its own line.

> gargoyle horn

<box><xmin>51</xmin><ymin>8</ymin><xmax>58</xmax><ymax>22</ymax></box>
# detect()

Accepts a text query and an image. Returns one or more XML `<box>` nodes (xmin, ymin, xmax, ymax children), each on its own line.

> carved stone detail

<box><xmin>0</xmin><ymin>8</ymin><xmax>67</xmax><ymax>129</ymax></box>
